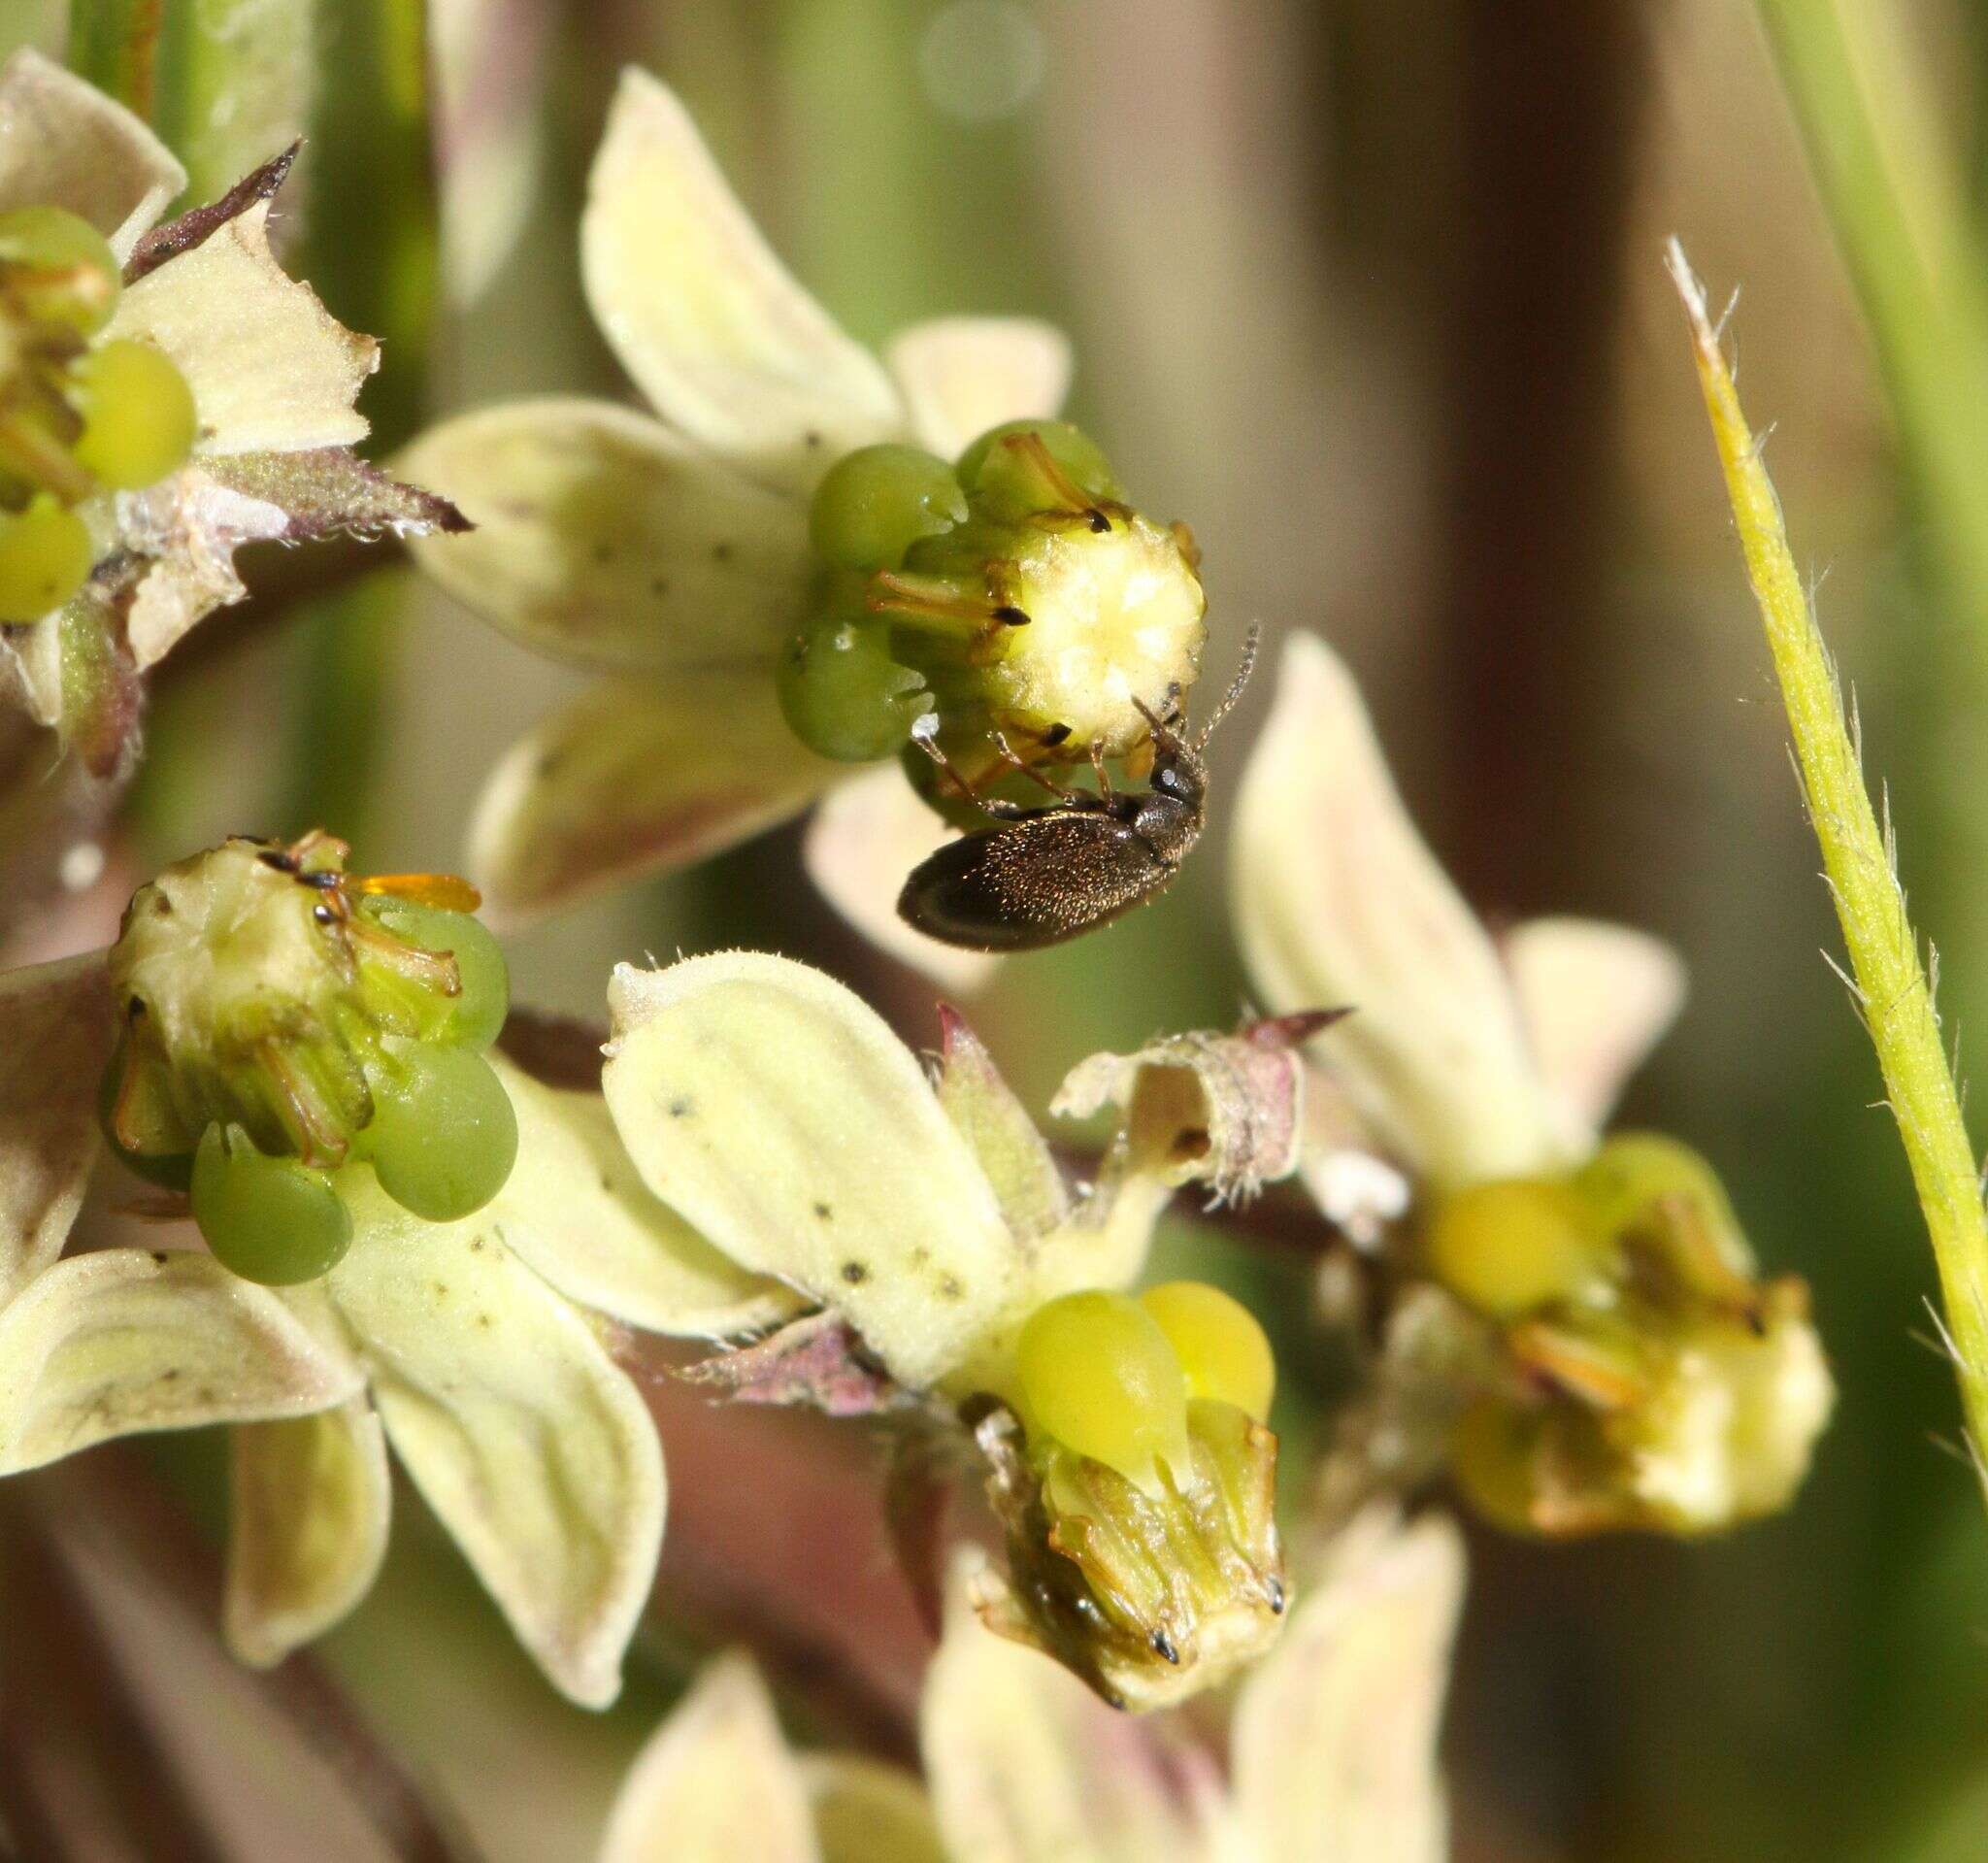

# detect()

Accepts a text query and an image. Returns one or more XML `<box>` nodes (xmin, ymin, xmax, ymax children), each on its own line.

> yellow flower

<box><xmin>599</xmin><ymin>1508</ymin><xmax>1464</xmax><ymax>1863</ymax></box>
<box><xmin>1230</xmin><ymin>633</ymin><xmax>1834</xmax><ymax>1536</ymax></box>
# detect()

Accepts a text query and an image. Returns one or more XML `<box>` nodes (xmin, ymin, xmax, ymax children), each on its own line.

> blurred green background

<box><xmin>10</xmin><ymin>1</ymin><xmax>1988</xmax><ymax>1858</ymax></box>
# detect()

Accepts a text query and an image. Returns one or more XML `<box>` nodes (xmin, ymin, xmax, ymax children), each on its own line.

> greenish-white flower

<box><xmin>402</xmin><ymin>67</ymin><xmax>1209</xmax><ymax>991</ymax></box>
<box><xmin>0</xmin><ymin>872</ymin><xmax>795</xmax><ymax>1707</ymax></box>
<box><xmin>599</xmin><ymin>951</ymin><xmax>1318</xmax><ymax>1710</ymax></box>
<box><xmin>599</xmin><ymin>1507</ymin><xmax>1464</xmax><ymax>1863</ymax></box>
<box><xmin>1230</xmin><ymin>632</ymin><xmax>1834</xmax><ymax>1536</ymax></box>
<box><xmin>0</xmin><ymin>50</ymin><xmax>463</xmax><ymax>785</ymax></box>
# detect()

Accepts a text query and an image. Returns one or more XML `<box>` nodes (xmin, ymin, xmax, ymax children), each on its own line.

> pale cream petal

<box><xmin>326</xmin><ymin>1177</ymin><xmax>665</xmax><ymax>1708</ymax></box>
<box><xmin>223</xmin><ymin>1397</ymin><xmax>392</xmax><ymax>1667</ymax></box>
<box><xmin>467</xmin><ymin>672</ymin><xmax>842</xmax><ymax>927</ymax></box>
<box><xmin>1231</xmin><ymin>633</ymin><xmax>1566</xmax><ymax>1189</ymax></box>
<box><xmin>0</xmin><ymin>50</ymin><xmax>185</xmax><ymax>257</ymax></box>
<box><xmin>887</xmin><ymin>316</ymin><xmax>1073</xmax><ymax>459</ymax></box>
<box><xmin>806</xmin><ymin>1756</ymin><xmax>945</xmax><ymax>1863</ymax></box>
<box><xmin>107</xmin><ymin>201</ymin><xmax>377</xmax><ymax>456</ymax></box>
<box><xmin>804</xmin><ymin>765</ymin><xmax>1002</xmax><ymax>994</ymax></box>
<box><xmin>1504</xmin><ymin>916</ymin><xmax>1687</xmax><ymax>1148</ymax></box>
<box><xmin>923</xmin><ymin>1556</ymin><xmax>1222</xmax><ymax>1863</ymax></box>
<box><xmin>400</xmin><ymin>397</ymin><xmax>812</xmax><ymax>674</ymax></box>
<box><xmin>488</xmin><ymin>1051</ymin><xmax>801</xmax><ymax>1338</ymax></box>
<box><xmin>0</xmin><ymin>1249</ymin><xmax>365</xmax><ymax>1475</ymax></box>
<box><xmin>1230</xmin><ymin>1509</ymin><xmax>1465</xmax><ymax>1863</ymax></box>
<box><xmin>580</xmin><ymin>68</ymin><xmax>903</xmax><ymax>494</ymax></box>
<box><xmin>0</xmin><ymin>950</ymin><xmax>117</xmax><ymax>1304</ymax></box>
<box><xmin>600</xmin><ymin>1654</ymin><xmax>817</xmax><ymax>1863</ymax></box>
<box><xmin>0</xmin><ymin>617</ymin><xmax>62</xmax><ymax>726</ymax></box>
<box><xmin>603</xmin><ymin>953</ymin><xmax>1016</xmax><ymax>1389</ymax></box>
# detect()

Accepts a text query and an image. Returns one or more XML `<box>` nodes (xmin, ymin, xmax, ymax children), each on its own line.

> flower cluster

<box><xmin>0</xmin><ymin>47</ymin><xmax>1846</xmax><ymax>1843</ymax></box>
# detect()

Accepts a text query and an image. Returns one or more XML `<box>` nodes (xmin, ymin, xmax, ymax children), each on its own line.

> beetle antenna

<box><xmin>1194</xmin><ymin>623</ymin><xmax>1261</xmax><ymax>751</ymax></box>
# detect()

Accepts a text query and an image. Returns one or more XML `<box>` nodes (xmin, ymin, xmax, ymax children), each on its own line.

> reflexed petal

<box><xmin>1296</xmin><ymin>1065</ymin><xmax>1411</xmax><ymax>1251</ymax></box>
<box><xmin>933</xmin><ymin>1005</ymin><xmax>1067</xmax><ymax>1242</ymax></box>
<box><xmin>603</xmin><ymin>954</ymin><xmax>1016</xmax><ymax>1389</ymax></box>
<box><xmin>107</xmin><ymin>201</ymin><xmax>377</xmax><ymax>455</ymax></box>
<box><xmin>1038</xmin><ymin>1017</ymin><xmax>1313</xmax><ymax>1300</ymax></box>
<box><xmin>1230</xmin><ymin>1508</ymin><xmax>1465</xmax><ymax>1863</ymax></box>
<box><xmin>400</xmin><ymin>397</ymin><xmax>812</xmax><ymax>674</ymax></box>
<box><xmin>1505</xmin><ymin>916</ymin><xmax>1687</xmax><ymax>1148</ymax></box>
<box><xmin>887</xmin><ymin>317</ymin><xmax>1073</xmax><ymax>460</ymax></box>
<box><xmin>0</xmin><ymin>951</ymin><xmax>117</xmax><ymax>1303</ymax></box>
<box><xmin>0</xmin><ymin>50</ymin><xmax>186</xmax><ymax>257</ymax></box>
<box><xmin>467</xmin><ymin>673</ymin><xmax>841</xmax><ymax>927</ymax></box>
<box><xmin>923</xmin><ymin>1557</ymin><xmax>1222</xmax><ymax>1863</ymax></box>
<box><xmin>224</xmin><ymin>1397</ymin><xmax>391</xmax><ymax>1667</ymax></box>
<box><xmin>326</xmin><ymin>1177</ymin><xmax>665</xmax><ymax>1708</ymax></box>
<box><xmin>807</xmin><ymin>1756</ymin><xmax>945</xmax><ymax>1863</ymax></box>
<box><xmin>0</xmin><ymin>1249</ymin><xmax>365</xmax><ymax>1475</ymax></box>
<box><xmin>804</xmin><ymin>765</ymin><xmax>1002</xmax><ymax>994</ymax></box>
<box><xmin>600</xmin><ymin>1653</ymin><xmax>817</xmax><ymax>1863</ymax></box>
<box><xmin>120</xmin><ymin>449</ymin><xmax>468</xmax><ymax>674</ymax></box>
<box><xmin>1231</xmin><ymin>633</ymin><xmax>1565</xmax><ymax>1188</ymax></box>
<box><xmin>580</xmin><ymin>68</ymin><xmax>903</xmax><ymax>494</ymax></box>
<box><xmin>488</xmin><ymin>1051</ymin><xmax>800</xmax><ymax>1337</ymax></box>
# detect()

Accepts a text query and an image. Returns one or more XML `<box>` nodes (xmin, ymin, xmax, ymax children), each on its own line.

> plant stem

<box><xmin>1756</xmin><ymin>0</ymin><xmax>1988</xmax><ymax>628</ymax></box>
<box><xmin>1669</xmin><ymin>239</ymin><xmax>1988</xmax><ymax>1478</ymax></box>
<box><xmin>278</xmin><ymin>0</ymin><xmax>439</xmax><ymax>845</ymax></box>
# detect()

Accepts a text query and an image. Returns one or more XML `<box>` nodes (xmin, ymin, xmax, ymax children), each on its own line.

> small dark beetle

<box><xmin>898</xmin><ymin>628</ymin><xmax>1259</xmax><ymax>951</ymax></box>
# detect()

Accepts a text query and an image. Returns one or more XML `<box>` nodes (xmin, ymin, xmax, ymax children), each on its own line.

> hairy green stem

<box><xmin>1670</xmin><ymin>240</ymin><xmax>1988</xmax><ymax>1479</ymax></box>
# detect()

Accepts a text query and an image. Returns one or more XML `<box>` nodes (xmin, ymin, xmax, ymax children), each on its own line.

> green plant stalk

<box><xmin>1756</xmin><ymin>0</ymin><xmax>1988</xmax><ymax>630</ymax></box>
<box><xmin>66</xmin><ymin>0</ymin><xmax>165</xmax><ymax>121</ymax></box>
<box><xmin>1669</xmin><ymin>239</ymin><xmax>1988</xmax><ymax>1477</ymax></box>
<box><xmin>279</xmin><ymin>0</ymin><xmax>438</xmax><ymax>845</ymax></box>
<box><xmin>70</xmin><ymin>0</ymin><xmax>315</xmax><ymax>206</ymax></box>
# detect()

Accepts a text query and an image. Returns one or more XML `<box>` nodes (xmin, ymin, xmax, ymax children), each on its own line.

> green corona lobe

<box><xmin>1015</xmin><ymin>1288</ymin><xmax>1191</xmax><ymax>1484</ymax></box>
<box><xmin>71</xmin><ymin>340</ymin><xmax>199</xmax><ymax>490</ymax></box>
<box><xmin>777</xmin><ymin>614</ymin><xmax>931</xmax><ymax>761</ymax></box>
<box><xmin>191</xmin><ymin>1123</ymin><xmax>353</xmax><ymax>1284</ymax></box>
<box><xmin>0</xmin><ymin>205</ymin><xmax>121</xmax><ymax>335</ymax></box>
<box><xmin>0</xmin><ymin>495</ymin><xmax>92</xmax><ymax>622</ymax></box>
<box><xmin>365</xmin><ymin>1044</ymin><xmax>517</xmax><ymax>1221</ymax></box>
<box><xmin>1425</xmin><ymin>1177</ymin><xmax>1607</xmax><ymax>1317</ymax></box>
<box><xmin>809</xmin><ymin>443</ymin><xmax>967</xmax><ymax>571</ymax></box>
<box><xmin>1140</xmin><ymin>1281</ymin><xmax>1276</xmax><ymax>1420</ymax></box>
<box><xmin>359</xmin><ymin>898</ymin><xmax>509</xmax><ymax>1049</ymax></box>
<box><xmin>956</xmin><ymin>418</ymin><xmax>1120</xmax><ymax>516</ymax></box>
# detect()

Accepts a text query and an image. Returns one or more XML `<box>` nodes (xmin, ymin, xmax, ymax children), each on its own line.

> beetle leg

<box><xmin>909</xmin><ymin>720</ymin><xmax>1034</xmax><ymax>821</ymax></box>
<box><xmin>992</xmin><ymin>731</ymin><xmax>1084</xmax><ymax>803</ymax></box>
<box><xmin>1088</xmin><ymin>742</ymin><xmax>1115</xmax><ymax>796</ymax></box>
